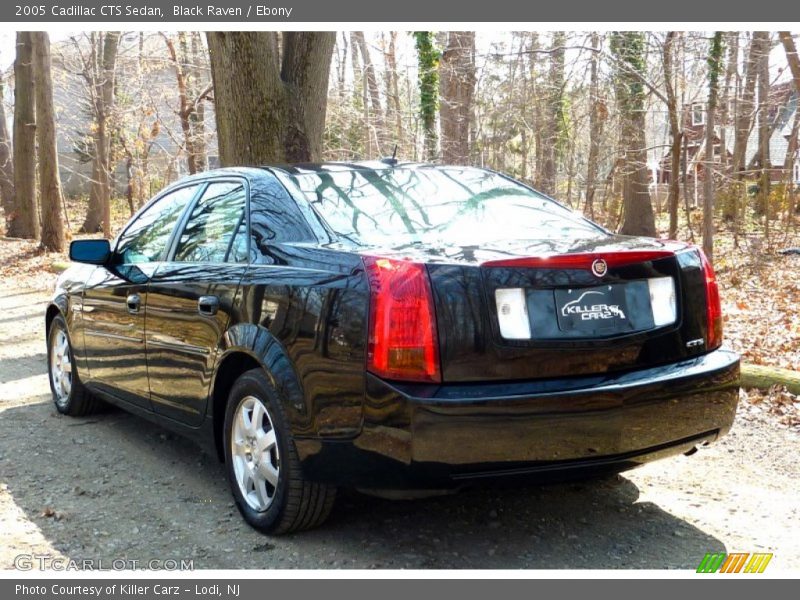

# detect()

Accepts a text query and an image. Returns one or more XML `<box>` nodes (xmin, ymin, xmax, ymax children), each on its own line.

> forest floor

<box><xmin>0</xmin><ymin>210</ymin><xmax>798</xmax><ymax>571</ymax></box>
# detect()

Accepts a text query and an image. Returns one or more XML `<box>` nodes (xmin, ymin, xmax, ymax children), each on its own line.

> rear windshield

<box><xmin>287</xmin><ymin>166</ymin><xmax>606</xmax><ymax>246</ymax></box>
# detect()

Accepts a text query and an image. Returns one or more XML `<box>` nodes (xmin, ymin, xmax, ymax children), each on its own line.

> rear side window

<box><xmin>115</xmin><ymin>185</ymin><xmax>200</xmax><ymax>264</ymax></box>
<box><xmin>173</xmin><ymin>181</ymin><xmax>247</xmax><ymax>263</ymax></box>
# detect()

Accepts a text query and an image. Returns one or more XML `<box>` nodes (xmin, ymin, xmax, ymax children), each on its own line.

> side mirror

<box><xmin>69</xmin><ymin>239</ymin><xmax>111</xmax><ymax>265</ymax></box>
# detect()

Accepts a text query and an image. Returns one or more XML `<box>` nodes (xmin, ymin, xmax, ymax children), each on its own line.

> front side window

<box><xmin>173</xmin><ymin>181</ymin><xmax>247</xmax><ymax>263</ymax></box>
<box><xmin>287</xmin><ymin>166</ymin><xmax>605</xmax><ymax>246</ymax></box>
<box><xmin>115</xmin><ymin>185</ymin><xmax>200</xmax><ymax>264</ymax></box>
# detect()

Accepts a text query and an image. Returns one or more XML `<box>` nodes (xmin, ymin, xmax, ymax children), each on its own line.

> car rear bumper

<box><xmin>295</xmin><ymin>348</ymin><xmax>740</xmax><ymax>488</ymax></box>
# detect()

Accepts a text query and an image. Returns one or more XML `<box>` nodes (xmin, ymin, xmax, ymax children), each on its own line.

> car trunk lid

<box><xmin>423</xmin><ymin>237</ymin><xmax>711</xmax><ymax>383</ymax></box>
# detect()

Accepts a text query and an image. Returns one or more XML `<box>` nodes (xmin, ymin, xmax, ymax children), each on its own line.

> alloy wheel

<box><xmin>50</xmin><ymin>328</ymin><xmax>72</xmax><ymax>407</ymax></box>
<box><xmin>230</xmin><ymin>395</ymin><xmax>281</xmax><ymax>512</ymax></box>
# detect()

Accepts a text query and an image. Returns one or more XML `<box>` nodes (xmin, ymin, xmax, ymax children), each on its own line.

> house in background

<box><xmin>657</xmin><ymin>81</ymin><xmax>800</xmax><ymax>205</ymax></box>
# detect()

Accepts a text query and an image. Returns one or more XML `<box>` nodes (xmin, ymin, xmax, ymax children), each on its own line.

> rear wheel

<box><xmin>47</xmin><ymin>314</ymin><xmax>99</xmax><ymax>416</ymax></box>
<box><xmin>223</xmin><ymin>368</ymin><xmax>336</xmax><ymax>534</ymax></box>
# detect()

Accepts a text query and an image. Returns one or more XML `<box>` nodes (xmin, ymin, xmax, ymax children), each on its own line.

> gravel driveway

<box><xmin>1</xmin><ymin>287</ymin><xmax>797</xmax><ymax>570</ymax></box>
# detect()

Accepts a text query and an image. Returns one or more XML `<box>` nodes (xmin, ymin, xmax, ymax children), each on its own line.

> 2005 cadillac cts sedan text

<box><xmin>46</xmin><ymin>163</ymin><xmax>740</xmax><ymax>534</ymax></box>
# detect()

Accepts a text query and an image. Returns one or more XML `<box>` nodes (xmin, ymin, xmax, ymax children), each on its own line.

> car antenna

<box><xmin>381</xmin><ymin>145</ymin><xmax>399</xmax><ymax>167</ymax></box>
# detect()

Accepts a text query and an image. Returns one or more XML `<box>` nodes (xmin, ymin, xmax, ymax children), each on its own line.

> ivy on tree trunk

<box><xmin>413</xmin><ymin>32</ymin><xmax>439</xmax><ymax>162</ymax></box>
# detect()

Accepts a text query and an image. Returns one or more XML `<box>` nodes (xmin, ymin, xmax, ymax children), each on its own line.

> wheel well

<box><xmin>211</xmin><ymin>352</ymin><xmax>262</xmax><ymax>462</ymax></box>
<box><xmin>45</xmin><ymin>304</ymin><xmax>61</xmax><ymax>335</ymax></box>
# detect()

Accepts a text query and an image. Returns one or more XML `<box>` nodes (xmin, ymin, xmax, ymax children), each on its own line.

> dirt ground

<box><xmin>0</xmin><ymin>283</ymin><xmax>798</xmax><ymax>571</ymax></box>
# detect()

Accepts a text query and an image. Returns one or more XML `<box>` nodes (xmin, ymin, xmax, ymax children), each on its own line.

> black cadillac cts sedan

<box><xmin>47</xmin><ymin>162</ymin><xmax>740</xmax><ymax>533</ymax></box>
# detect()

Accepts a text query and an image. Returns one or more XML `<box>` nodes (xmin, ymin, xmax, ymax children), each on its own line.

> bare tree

<box><xmin>352</xmin><ymin>31</ymin><xmax>386</xmax><ymax>155</ymax></box>
<box><xmin>779</xmin><ymin>32</ymin><xmax>800</xmax><ymax>216</ymax></box>
<box><xmin>78</xmin><ymin>32</ymin><xmax>121</xmax><ymax>236</ymax></box>
<box><xmin>584</xmin><ymin>33</ymin><xmax>604</xmax><ymax>219</ymax></box>
<box><xmin>539</xmin><ymin>32</ymin><xmax>566</xmax><ymax>196</ymax></box>
<box><xmin>718</xmin><ymin>32</ymin><xmax>739</xmax><ymax>173</ymax></box>
<box><xmin>662</xmin><ymin>32</ymin><xmax>684</xmax><ymax>239</ymax></box>
<box><xmin>703</xmin><ymin>32</ymin><xmax>724</xmax><ymax>263</ymax></box>
<box><xmin>207</xmin><ymin>32</ymin><xmax>335</xmax><ymax>164</ymax></box>
<box><xmin>11</xmin><ymin>32</ymin><xmax>38</xmax><ymax>240</ymax></box>
<box><xmin>162</xmin><ymin>32</ymin><xmax>212</xmax><ymax>175</ymax></box>
<box><xmin>0</xmin><ymin>73</ymin><xmax>14</xmax><ymax>233</ymax></box>
<box><xmin>31</xmin><ymin>32</ymin><xmax>66</xmax><ymax>251</ymax></box>
<box><xmin>384</xmin><ymin>32</ymin><xmax>405</xmax><ymax>148</ymax></box>
<box><xmin>189</xmin><ymin>32</ymin><xmax>209</xmax><ymax>172</ymax></box>
<box><xmin>756</xmin><ymin>33</ymin><xmax>772</xmax><ymax>240</ymax></box>
<box><xmin>731</xmin><ymin>32</ymin><xmax>768</xmax><ymax>179</ymax></box>
<box><xmin>440</xmin><ymin>32</ymin><xmax>476</xmax><ymax>165</ymax></box>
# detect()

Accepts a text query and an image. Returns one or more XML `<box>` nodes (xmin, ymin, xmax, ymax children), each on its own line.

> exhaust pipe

<box><xmin>684</xmin><ymin>446</ymin><xmax>699</xmax><ymax>457</ymax></box>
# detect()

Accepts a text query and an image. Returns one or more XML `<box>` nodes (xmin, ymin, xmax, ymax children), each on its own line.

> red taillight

<box><xmin>363</xmin><ymin>256</ymin><xmax>441</xmax><ymax>383</ymax></box>
<box><xmin>697</xmin><ymin>248</ymin><xmax>723</xmax><ymax>350</ymax></box>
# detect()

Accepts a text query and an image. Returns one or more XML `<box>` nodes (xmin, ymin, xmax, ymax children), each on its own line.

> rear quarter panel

<box><xmin>225</xmin><ymin>245</ymin><xmax>369</xmax><ymax>438</ymax></box>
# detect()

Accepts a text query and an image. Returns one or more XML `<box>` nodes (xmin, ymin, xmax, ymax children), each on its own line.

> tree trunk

<box><xmin>336</xmin><ymin>32</ymin><xmax>348</xmax><ymax>101</ymax></box>
<box><xmin>439</xmin><ymin>32</ymin><xmax>476</xmax><ymax>165</ymax></box>
<box><xmin>731</xmin><ymin>32</ymin><xmax>768</xmax><ymax>179</ymax></box>
<box><xmin>779</xmin><ymin>32</ymin><xmax>800</xmax><ymax>217</ymax></box>
<box><xmin>31</xmin><ymin>32</ymin><xmax>65</xmax><ymax>252</ymax></box>
<box><xmin>756</xmin><ymin>34</ymin><xmax>771</xmax><ymax>240</ymax></box>
<box><xmin>741</xmin><ymin>363</ymin><xmax>800</xmax><ymax>395</ymax></box>
<box><xmin>10</xmin><ymin>31</ymin><xmax>38</xmax><ymax>240</ymax></box>
<box><xmin>584</xmin><ymin>33</ymin><xmax>603</xmax><ymax>219</ymax></box>
<box><xmin>207</xmin><ymin>32</ymin><xmax>335</xmax><ymax>165</ymax></box>
<box><xmin>190</xmin><ymin>32</ymin><xmax>208</xmax><ymax>172</ymax></box>
<box><xmin>0</xmin><ymin>74</ymin><xmax>14</xmax><ymax>233</ymax></box>
<box><xmin>350</xmin><ymin>32</ymin><xmax>371</xmax><ymax>156</ymax></box>
<box><xmin>540</xmin><ymin>32</ymin><xmax>566</xmax><ymax>196</ymax></box>
<box><xmin>703</xmin><ymin>32</ymin><xmax>724</xmax><ymax>264</ymax></box>
<box><xmin>163</xmin><ymin>33</ymin><xmax>198</xmax><ymax>175</ymax></box>
<box><xmin>663</xmin><ymin>32</ymin><xmax>683</xmax><ymax>239</ymax></box>
<box><xmin>80</xmin><ymin>34</ymin><xmax>103</xmax><ymax>234</ymax></box>
<box><xmin>717</xmin><ymin>32</ymin><xmax>739</xmax><ymax>173</ymax></box>
<box><xmin>352</xmin><ymin>31</ymin><xmax>386</xmax><ymax>156</ymax></box>
<box><xmin>384</xmin><ymin>31</ymin><xmax>405</xmax><ymax>149</ymax></box>
<box><xmin>81</xmin><ymin>32</ymin><xmax>120</xmax><ymax>236</ymax></box>
<box><xmin>779</xmin><ymin>32</ymin><xmax>800</xmax><ymax>94</ymax></box>
<box><xmin>611</xmin><ymin>32</ymin><xmax>656</xmax><ymax>237</ymax></box>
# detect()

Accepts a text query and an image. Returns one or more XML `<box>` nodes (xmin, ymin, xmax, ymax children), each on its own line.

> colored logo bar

<box><xmin>697</xmin><ymin>553</ymin><xmax>773</xmax><ymax>573</ymax></box>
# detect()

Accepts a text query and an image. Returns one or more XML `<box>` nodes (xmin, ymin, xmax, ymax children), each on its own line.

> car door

<box><xmin>145</xmin><ymin>180</ymin><xmax>250</xmax><ymax>425</ymax></box>
<box><xmin>81</xmin><ymin>183</ymin><xmax>202</xmax><ymax>409</ymax></box>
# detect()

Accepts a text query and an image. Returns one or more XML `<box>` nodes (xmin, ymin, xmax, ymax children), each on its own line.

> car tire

<box><xmin>223</xmin><ymin>368</ymin><xmax>336</xmax><ymax>534</ymax></box>
<box><xmin>47</xmin><ymin>314</ymin><xmax>99</xmax><ymax>416</ymax></box>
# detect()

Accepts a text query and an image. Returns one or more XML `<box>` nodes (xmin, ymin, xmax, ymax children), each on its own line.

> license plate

<box><xmin>554</xmin><ymin>282</ymin><xmax>653</xmax><ymax>336</ymax></box>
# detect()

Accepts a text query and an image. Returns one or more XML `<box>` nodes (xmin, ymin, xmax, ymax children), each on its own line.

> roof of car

<box><xmin>154</xmin><ymin>162</ymin><xmax>471</xmax><ymax>198</ymax></box>
<box><xmin>172</xmin><ymin>162</ymin><xmax>476</xmax><ymax>186</ymax></box>
<box><xmin>263</xmin><ymin>160</ymin><xmax>438</xmax><ymax>176</ymax></box>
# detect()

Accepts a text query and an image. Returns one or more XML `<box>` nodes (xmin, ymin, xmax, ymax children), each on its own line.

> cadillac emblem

<box><xmin>591</xmin><ymin>258</ymin><xmax>608</xmax><ymax>277</ymax></box>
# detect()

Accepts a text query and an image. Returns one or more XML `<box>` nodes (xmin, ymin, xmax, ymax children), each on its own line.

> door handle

<box><xmin>126</xmin><ymin>293</ymin><xmax>141</xmax><ymax>314</ymax></box>
<box><xmin>198</xmin><ymin>295</ymin><xmax>220</xmax><ymax>316</ymax></box>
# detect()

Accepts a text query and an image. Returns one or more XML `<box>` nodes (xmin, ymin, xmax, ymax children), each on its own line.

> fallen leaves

<box><xmin>40</xmin><ymin>507</ymin><xmax>65</xmax><ymax>521</ymax></box>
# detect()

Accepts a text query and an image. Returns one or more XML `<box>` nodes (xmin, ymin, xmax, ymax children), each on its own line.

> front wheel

<box><xmin>223</xmin><ymin>368</ymin><xmax>336</xmax><ymax>534</ymax></box>
<box><xmin>47</xmin><ymin>314</ymin><xmax>99</xmax><ymax>416</ymax></box>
